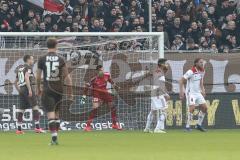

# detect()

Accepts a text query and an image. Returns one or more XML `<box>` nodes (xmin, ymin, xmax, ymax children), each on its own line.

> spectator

<box><xmin>112</xmin><ymin>0</ymin><xmax>127</xmax><ymax>17</ymax></box>
<box><xmin>207</xmin><ymin>6</ymin><xmax>218</xmax><ymax>25</ymax></box>
<box><xmin>227</xmin><ymin>35</ymin><xmax>238</xmax><ymax>49</ymax></box>
<box><xmin>0</xmin><ymin>0</ymin><xmax>239</xmax><ymax>52</ymax></box>
<box><xmin>181</xmin><ymin>38</ymin><xmax>199</xmax><ymax>50</ymax></box>
<box><xmin>156</xmin><ymin>22</ymin><xmax>170</xmax><ymax>49</ymax></box>
<box><xmin>210</xmin><ymin>42</ymin><xmax>218</xmax><ymax>53</ymax></box>
<box><xmin>88</xmin><ymin>0</ymin><xmax>105</xmax><ymax>20</ymax></box>
<box><xmin>202</xmin><ymin>28</ymin><xmax>216</xmax><ymax>46</ymax></box>
<box><xmin>172</xmin><ymin>0</ymin><xmax>181</xmax><ymax>17</ymax></box>
<box><xmin>130</xmin><ymin>0</ymin><xmax>142</xmax><ymax>16</ymax></box>
<box><xmin>199</xmin><ymin>40</ymin><xmax>210</xmax><ymax>51</ymax></box>
<box><xmin>38</xmin><ymin>22</ymin><xmax>46</xmax><ymax>32</ymax></box>
<box><xmin>24</xmin><ymin>9</ymin><xmax>35</xmax><ymax>27</ymax></box>
<box><xmin>51</xmin><ymin>24</ymin><xmax>59</xmax><ymax>32</ymax></box>
<box><xmin>221</xmin><ymin>20</ymin><xmax>239</xmax><ymax>48</ymax></box>
<box><xmin>14</xmin><ymin>19</ymin><xmax>24</xmax><ymax>32</ymax></box>
<box><xmin>79</xmin><ymin>18</ymin><xmax>87</xmax><ymax>30</ymax></box>
<box><xmin>90</xmin><ymin>18</ymin><xmax>105</xmax><ymax>32</ymax></box>
<box><xmin>0</xmin><ymin>2</ymin><xmax>10</xmax><ymax>32</ymax></box>
<box><xmin>105</xmin><ymin>7</ymin><xmax>117</xmax><ymax>30</ymax></box>
<box><xmin>151</xmin><ymin>13</ymin><xmax>157</xmax><ymax>31</ymax></box>
<box><xmin>171</xmin><ymin>35</ymin><xmax>184</xmax><ymax>50</ymax></box>
<box><xmin>25</xmin><ymin>18</ymin><xmax>38</xmax><ymax>32</ymax></box>
<box><xmin>74</xmin><ymin>0</ymin><xmax>88</xmax><ymax>19</ymax></box>
<box><xmin>99</xmin><ymin>18</ymin><xmax>107</xmax><ymax>32</ymax></box>
<box><xmin>43</xmin><ymin>14</ymin><xmax>52</xmax><ymax>31</ymax></box>
<box><xmin>181</xmin><ymin>12</ymin><xmax>191</xmax><ymax>32</ymax></box>
<box><xmin>7</xmin><ymin>8</ymin><xmax>16</xmax><ymax>31</ymax></box>
<box><xmin>157</xmin><ymin>0</ymin><xmax>174</xmax><ymax>19</ymax></box>
<box><xmin>186</xmin><ymin>22</ymin><xmax>202</xmax><ymax>44</ymax></box>
<box><xmin>35</xmin><ymin>12</ymin><xmax>42</xmax><ymax>24</ymax></box>
<box><xmin>139</xmin><ymin>16</ymin><xmax>147</xmax><ymax>31</ymax></box>
<box><xmin>165</xmin><ymin>10</ymin><xmax>175</xmax><ymax>27</ymax></box>
<box><xmin>82</xmin><ymin>25</ymin><xmax>89</xmax><ymax>32</ymax></box>
<box><xmin>113</xmin><ymin>17</ymin><xmax>123</xmax><ymax>31</ymax></box>
<box><xmin>72</xmin><ymin>22</ymin><xmax>80</xmax><ymax>32</ymax></box>
<box><xmin>216</xmin><ymin>0</ymin><xmax>234</xmax><ymax>21</ymax></box>
<box><xmin>167</xmin><ymin>17</ymin><xmax>185</xmax><ymax>43</ymax></box>
<box><xmin>58</xmin><ymin>14</ymin><xmax>73</xmax><ymax>31</ymax></box>
<box><xmin>65</xmin><ymin>26</ymin><xmax>71</xmax><ymax>32</ymax></box>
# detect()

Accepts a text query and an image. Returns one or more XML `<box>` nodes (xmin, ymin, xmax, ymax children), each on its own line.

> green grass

<box><xmin>1</xmin><ymin>130</ymin><xmax>239</xmax><ymax>160</ymax></box>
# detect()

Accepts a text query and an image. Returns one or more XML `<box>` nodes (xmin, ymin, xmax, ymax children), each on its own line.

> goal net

<box><xmin>0</xmin><ymin>32</ymin><xmax>164</xmax><ymax>131</ymax></box>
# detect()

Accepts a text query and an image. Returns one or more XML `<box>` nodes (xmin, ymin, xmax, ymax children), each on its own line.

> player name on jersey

<box><xmin>45</xmin><ymin>55</ymin><xmax>60</xmax><ymax>81</ymax></box>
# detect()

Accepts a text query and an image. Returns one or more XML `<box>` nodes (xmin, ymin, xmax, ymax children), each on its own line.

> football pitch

<box><xmin>1</xmin><ymin>129</ymin><xmax>239</xmax><ymax>160</ymax></box>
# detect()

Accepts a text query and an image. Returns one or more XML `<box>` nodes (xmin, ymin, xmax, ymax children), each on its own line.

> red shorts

<box><xmin>93</xmin><ymin>92</ymin><xmax>113</xmax><ymax>103</ymax></box>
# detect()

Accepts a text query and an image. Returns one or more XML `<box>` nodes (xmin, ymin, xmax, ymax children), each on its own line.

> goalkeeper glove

<box><xmin>110</xmin><ymin>89</ymin><xmax>117</xmax><ymax>97</ymax></box>
<box><xmin>80</xmin><ymin>95</ymin><xmax>87</xmax><ymax>104</ymax></box>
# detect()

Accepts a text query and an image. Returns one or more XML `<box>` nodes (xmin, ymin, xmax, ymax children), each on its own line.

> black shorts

<box><xmin>19</xmin><ymin>86</ymin><xmax>37</xmax><ymax>110</ymax></box>
<box><xmin>41</xmin><ymin>89</ymin><xmax>62</xmax><ymax>112</ymax></box>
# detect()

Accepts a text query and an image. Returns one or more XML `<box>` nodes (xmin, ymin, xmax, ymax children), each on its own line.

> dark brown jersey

<box><xmin>16</xmin><ymin>64</ymin><xmax>34</xmax><ymax>87</ymax></box>
<box><xmin>37</xmin><ymin>52</ymin><xmax>66</xmax><ymax>93</ymax></box>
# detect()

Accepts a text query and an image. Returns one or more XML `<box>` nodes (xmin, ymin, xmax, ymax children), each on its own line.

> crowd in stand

<box><xmin>0</xmin><ymin>0</ymin><xmax>239</xmax><ymax>52</ymax></box>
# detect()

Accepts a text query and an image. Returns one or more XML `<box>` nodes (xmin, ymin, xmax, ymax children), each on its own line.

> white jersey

<box><xmin>151</xmin><ymin>67</ymin><xmax>168</xmax><ymax>110</ymax></box>
<box><xmin>183</xmin><ymin>67</ymin><xmax>205</xmax><ymax>94</ymax></box>
<box><xmin>151</xmin><ymin>67</ymin><xmax>167</xmax><ymax>96</ymax></box>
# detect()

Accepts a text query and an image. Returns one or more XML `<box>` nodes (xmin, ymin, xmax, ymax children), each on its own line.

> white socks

<box><xmin>186</xmin><ymin>111</ymin><xmax>206</xmax><ymax>128</ymax></box>
<box><xmin>145</xmin><ymin>111</ymin><xmax>153</xmax><ymax>129</ymax></box>
<box><xmin>186</xmin><ymin>112</ymin><xmax>193</xmax><ymax>128</ymax></box>
<box><xmin>197</xmin><ymin>111</ymin><xmax>206</xmax><ymax>126</ymax></box>
<box><xmin>155</xmin><ymin>113</ymin><xmax>165</xmax><ymax>130</ymax></box>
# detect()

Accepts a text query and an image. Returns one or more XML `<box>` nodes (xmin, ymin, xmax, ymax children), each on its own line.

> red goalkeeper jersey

<box><xmin>90</xmin><ymin>72</ymin><xmax>111</xmax><ymax>91</ymax></box>
<box><xmin>89</xmin><ymin>72</ymin><xmax>113</xmax><ymax>102</ymax></box>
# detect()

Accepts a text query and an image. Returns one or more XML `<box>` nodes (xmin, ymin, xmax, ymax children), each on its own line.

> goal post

<box><xmin>0</xmin><ymin>32</ymin><xmax>164</xmax><ymax>131</ymax></box>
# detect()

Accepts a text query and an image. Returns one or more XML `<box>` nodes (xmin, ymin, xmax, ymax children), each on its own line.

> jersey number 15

<box><xmin>45</xmin><ymin>62</ymin><xmax>59</xmax><ymax>81</ymax></box>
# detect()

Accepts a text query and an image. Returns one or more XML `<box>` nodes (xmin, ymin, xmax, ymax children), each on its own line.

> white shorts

<box><xmin>186</xmin><ymin>93</ymin><xmax>206</xmax><ymax>107</ymax></box>
<box><xmin>151</xmin><ymin>95</ymin><xmax>167</xmax><ymax>110</ymax></box>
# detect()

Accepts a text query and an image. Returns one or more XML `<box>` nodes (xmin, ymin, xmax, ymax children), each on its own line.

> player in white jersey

<box><xmin>144</xmin><ymin>59</ymin><xmax>170</xmax><ymax>133</ymax></box>
<box><xmin>179</xmin><ymin>58</ymin><xmax>207</xmax><ymax>132</ymax></box>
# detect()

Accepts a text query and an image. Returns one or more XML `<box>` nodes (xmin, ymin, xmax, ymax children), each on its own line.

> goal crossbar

<box><xmin>0</xmin><ymin>32</ymin><xmax>164</xmax><ymax>37</ymax></box>
<box><xmin>0</xmin><ymin>32</ymin><xmax>164</xmax><ymax>58</ymax></box>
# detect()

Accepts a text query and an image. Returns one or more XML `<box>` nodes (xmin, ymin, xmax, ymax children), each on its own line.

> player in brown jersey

<box><xmin>15</xmin><ymin>55</ymin><xmax>45</xmax><ymax>134</ymax></box>
<box><xmin>36</xmin><ymin>38</ymin><xmax>72</xmax><ymax>145</ymax></box>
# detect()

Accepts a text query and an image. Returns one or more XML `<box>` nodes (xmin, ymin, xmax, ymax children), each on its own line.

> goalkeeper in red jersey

<box><xmin>81</xmin><ymin>65</ymin><xmax>122</xmax><ymax>131</ymax></box>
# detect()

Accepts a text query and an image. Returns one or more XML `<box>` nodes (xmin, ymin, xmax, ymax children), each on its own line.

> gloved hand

<box><xmin>80</xmin><ymin>95</ymin><xmax>87</xmax><ymax>104</ymax></box>
<box><xmin>109</xmin><ymin>89</ymin><xmax>117</xmax><ymax>97</ymax></box>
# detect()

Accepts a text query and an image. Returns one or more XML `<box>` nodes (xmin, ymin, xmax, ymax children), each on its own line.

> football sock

<box><xmin>86</xmin><ymin>108</ymin><xmax>97</xmax><ymax>126</ymax></box>
<box><xmin>48</xmin><ymin>119</ymin><xmax>57</xmax><ymax>142</ymax></box>
<box><xmin>186</xmin><ymin>112</ymin><xmax>193</xmax><ymax>128</ymax></box>
<box><xmin>55</xmin><ymin>119</ymin><xmax>60</xmax><ymax>131</ymax></box>
<box><xmin>33</xmin><ymin>109</ymin><xmax>40</xmax><ymax>129</ymax></box>
<box><xmin>156</xmin><ymin>112</ymin><xmax>166</xmax><ymax>130</ymax></box>
<box><xmin>145</xmin><ymin>110</ymin><xmax>153</xmax><ymax>129</ymax></box>
<box><xmin>17</xmin><ymin>112</ymin><xmax>23</xmax><ymax>131</ymax></box>
<box><xmin>110</xmin><ymin>106</ymin><xmax>117</xmax><ymax>125</ymax></box>
<box><xmin>198</xmin><ymin>111</ymin><xmax>206</xmax><ymax>126</ymax></box>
